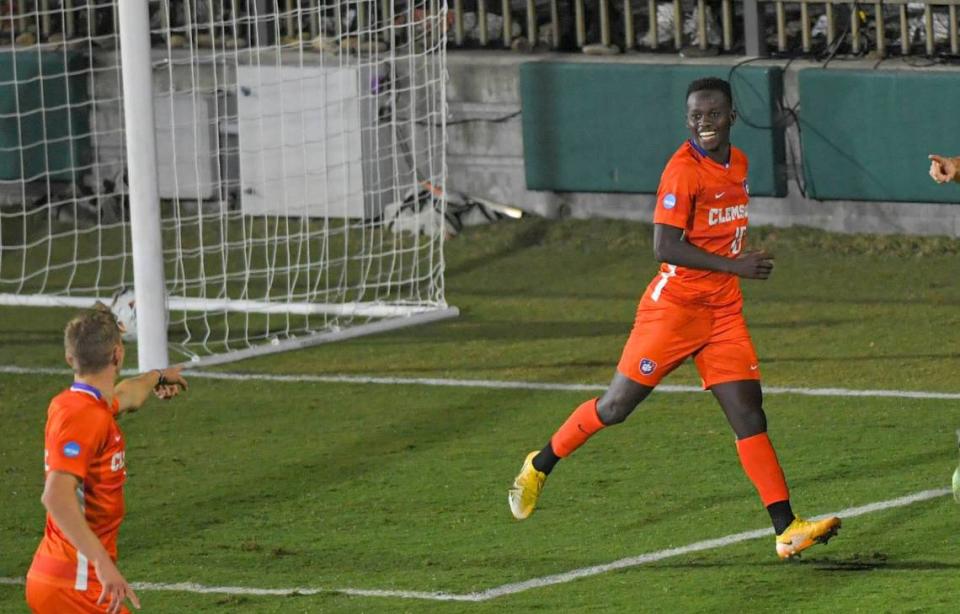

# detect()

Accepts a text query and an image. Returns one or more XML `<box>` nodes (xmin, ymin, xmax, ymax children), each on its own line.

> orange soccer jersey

<box><xmin>649</xmin><ymin>139</ymin><xmax>751</xmax><ymax>308</ymax></box>
<box><xmin>26</xmin><ymin>383</ymin><xmax>127</xmax><ymax>613</ymax></box>
<box><xmin>616</xmin><ymin>140</ymin><xmax>760</xmax><ymax>389</ymax></box>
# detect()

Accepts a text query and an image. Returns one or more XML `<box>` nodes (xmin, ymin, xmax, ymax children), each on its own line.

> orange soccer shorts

<box><xmin>616</xmin><ymin>289</ymin><xmax>760</xmax><ymax>389</ymax></box>
<box><xmin>26</xmin><ymin>578</ymin><xmax>130</xmax><ymax>614</ymax></box>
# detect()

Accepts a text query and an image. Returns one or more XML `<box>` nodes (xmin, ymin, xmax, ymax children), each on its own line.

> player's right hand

<box><xmin>732</xmin><ymin>250</ymin><xmax>774</xmax><ymax>280</ymax></box>
<box><xmin>95</xmin><ymin>557</ymin><xmax>141</xmax><ymax>613</ymax></box>
<box><xmin>928</xmin><ymin>154</ymin><xmax>957</xmax><ymax>184</ymax></box>
<box><xmin>153</xmin><ymin>365</ymin><xmax>188</xmax><ymax>400</ymax></box>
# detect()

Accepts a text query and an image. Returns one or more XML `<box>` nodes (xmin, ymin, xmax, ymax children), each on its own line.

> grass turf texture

<box><xmin>2</xmin><ymin>218</ymin><xmax>960</xmax><ymax>612</ymax></box>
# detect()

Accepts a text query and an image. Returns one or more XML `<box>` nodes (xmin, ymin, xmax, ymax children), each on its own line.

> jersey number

<box><xmin>731</xmin><ymin>226</ymin><xmax>746</xmax><ymax>255</ymax></box>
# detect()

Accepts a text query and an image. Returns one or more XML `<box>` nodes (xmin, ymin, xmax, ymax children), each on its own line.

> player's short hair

<box><xmin>686</xmin><ymin>77</ymin><xmax>733</xmax><ymax>107</ymax></box>
<box><xmin>64</xmin><ymin>303</ymin><xmax>122</xmax><ymax>375</ymax></box>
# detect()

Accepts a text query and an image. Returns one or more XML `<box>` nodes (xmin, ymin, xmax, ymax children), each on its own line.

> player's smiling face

<box><xmin>686</xmin><ymin>89</ymin><xmax>735</xmax><ymax>156</ymax></box>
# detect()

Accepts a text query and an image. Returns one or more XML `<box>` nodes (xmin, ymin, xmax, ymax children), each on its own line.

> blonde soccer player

<box><xmin>25</xmin><ymin>304</ymin><xmax>187</xmax><ymax>614</ymax></box>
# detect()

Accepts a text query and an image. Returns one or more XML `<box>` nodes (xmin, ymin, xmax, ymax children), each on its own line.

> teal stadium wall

<box><xmin>0</xmin><ymin>49</ymin><xmax>90</xmax><ymax>182</ymax></box>
<box><xmin>798</xmin><ymin>69</ymin><xmax>960</xmax><ymax>204</ymax></box>
<box><xmin>520</xmin><ymin>63</ymin><xmax>787</xmax><ymax>197</ymax></box>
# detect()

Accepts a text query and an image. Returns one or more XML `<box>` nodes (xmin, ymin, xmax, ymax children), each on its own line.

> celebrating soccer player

<box><xmin>508</xmin><ymin>77</ymin><xmax>841</xmax><ymax>559</ymax></box>
<box><xmin>25</xmin><ymin>303</ymin><xmax>188</xmax><ymax>613</ymax></box>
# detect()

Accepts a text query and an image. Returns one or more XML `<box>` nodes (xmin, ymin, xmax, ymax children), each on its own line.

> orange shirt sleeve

<box><xmin>653</xmin><ymin>159</ymin><xmax>699</xmax><ymax>230</ymax></box>
<box><xmin>45</xmin><ymin>404</ymin><xmax>109</xmax><ymax>480</ymax></box>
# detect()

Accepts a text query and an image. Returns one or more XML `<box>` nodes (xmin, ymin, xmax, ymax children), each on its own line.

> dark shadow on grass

<box><xmin>336</xmin><ymin>318</ymin><xmax>629</xmax><ymax>347</ymax></box>
<box><xmin>812</xmin><ymin>559</ymin><xmax>960</xmax><ymax>572</ymax></box>
<box><xmin>306</xmin><ymin>361</ymin><xmax>615</xmax><ymax>376</ymax></box>
<box><xmin>0</xmin><ymin>329</ymin><xmax>61</xmax><ymax>337</ymax></box>
<box><xmin>759</xmin><ymin>295</ymin><xmax>960</xmax><ymax>308</ymax></box>
<box><xmin>453</xmin><ymin>287</ymin><xmax>643</xmax><ymax>303</ymax></box>
<box><xmin>446</xmin><ymin>218</ymin><xmax>552</xmax><ymax>278</ymax></box>
<box><xmin>762</xmin><ymin>352</ymin><xmax>960</xmax><ymax>364</ymax></box>
<box><xmin>648</xmin><ymin>557</ymin><xmax>960</xmax><ymax>572</ymax></box>
<box><xmin>639</xmin><ymin>447</ymin><xmax>951</xmax><ymax>529</ymax></box>
<box><xmin>786</xmin><ymin>448</ymin><xmax>951</xmax><ymax>493</ymax></box>
<box><xmin>0</xmin><ymin>332</ymin><xmax>61</xmax><ymax>347</ymax></box>
<box><xmin>383</xmin><ymin>320</ymin><xmax>629</xmax><ymax>342</ymax></box>
<box><xmin>0</xmin><ymin>326</ymin><xmax>62</xmax><ymax>344</ymax></box>
<box><xmin>455</xmin><ymin>289</ymin><xmax>960</xmax><ymax>310</ymax></box>
<box><xmin>747</xmin><ymin>318</ymin><xmax>866</xmax><ymax>330</ymax></box>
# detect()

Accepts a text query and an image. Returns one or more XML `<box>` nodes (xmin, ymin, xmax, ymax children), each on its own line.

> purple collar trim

<box><xmin>70</xmin><ymin>382</ymin><xmax>103</xmax><ymax>400</ymax></box>
<box><xmin>688</xmin><ymin>138</ymin><xmax>730</xmax><ymax>168</ymax></box>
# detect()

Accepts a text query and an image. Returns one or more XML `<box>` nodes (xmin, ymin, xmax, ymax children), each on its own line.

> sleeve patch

<box><xmin>63</xmin><ymin>441</ymin><xmax>82</xmax><ymax>458</ymax></box>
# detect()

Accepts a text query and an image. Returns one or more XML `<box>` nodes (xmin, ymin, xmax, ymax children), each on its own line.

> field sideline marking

<box><xmin>3</xmin><ymin>365</ymin><xmax>960</xmax><ymax>400</ymax></box>
<box><xmin>0</xmin><ymin>488</ymin><xmax>951</xmax><ymax>602</ymax></box>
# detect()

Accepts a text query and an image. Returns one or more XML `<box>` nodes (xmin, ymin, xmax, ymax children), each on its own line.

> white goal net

<box><xmin>0</xmin><ymin>1</ymin><xmax>454</xmax><ymax>367</ymax></box>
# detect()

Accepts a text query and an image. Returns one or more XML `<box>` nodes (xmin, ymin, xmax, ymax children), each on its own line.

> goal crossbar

<box><xmin>0</xmin><ymin>294</ymin><xmax>451</xmax><ymax>319</ymax></box>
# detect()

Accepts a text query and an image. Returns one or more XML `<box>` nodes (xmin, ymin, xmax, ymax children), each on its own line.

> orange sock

<box><xmin>736</xmin><ymin>432</ymin><xmax>790</xmax><ymax>506</ymax></box>
<box><xmin>550</xmin><ymin>398</ymin><xmax>605</xmax><ymax>458</ymax></box>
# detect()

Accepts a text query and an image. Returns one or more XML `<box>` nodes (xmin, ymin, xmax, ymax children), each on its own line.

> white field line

<box><xmin>3</xmin><ymin>365</ymin><xmax>960</xmax><ymax>400</ymax></box>
<box><xmin>0</xmin><ymin>488</ymin><xmax>950</xmax><ymax>602</ymax></box>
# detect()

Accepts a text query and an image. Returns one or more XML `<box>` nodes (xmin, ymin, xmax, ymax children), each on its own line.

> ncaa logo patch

<box><xmin>639</xmin><ymin>358</ymin><xmax>657</xmax><ymax>375</ymax></box>
<box><xmin>743</xmin><ymin>180</ymin><xmax>750</xmax><ymax>196</ymax></box>
<box><xmin>63</xmin><ymin>441</ymin><xmax>81</xmax><ymax>458</ymax></box>
<box><xmin>662</xmin><ymin>193</ymin><xmax>677</xmax><ymax>210</ymax></box>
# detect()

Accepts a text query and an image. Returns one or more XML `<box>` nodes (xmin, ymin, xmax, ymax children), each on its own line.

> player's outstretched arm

<box><xmin>653</xmin><ymin>224</ymin><xmax>774</xmax><ymax>280</ymax></box>
<box><xmin>928</xmin><ymin>154</ymin><xmax>960</xmax><ymax>184</ymax></box>
<box><xmin>115</xmin><ymin>365</ymin><xmax>188</xmax><ymax>414</ymax></box>
<box><xmin>42</xmin><ymin>471</ymin><xmax>141</xmax><ymax>613</ymax></box>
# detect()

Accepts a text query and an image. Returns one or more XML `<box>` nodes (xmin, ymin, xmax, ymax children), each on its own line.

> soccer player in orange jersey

<box><xmin>509</xmin><ymin>77</ymin><xmax>841</xmax><ymax>559</ymax></box>
<box><xmin>25</xmin><ymin>304</ymin><xmax>187</xmax><ymax>614</ymax></box>
<box><xmin>928</xmin><ymin>154</ymin><xmax>960</xmax><ymax>184</ymax></box>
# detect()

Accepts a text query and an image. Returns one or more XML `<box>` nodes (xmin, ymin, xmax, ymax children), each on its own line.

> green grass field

<box><xmin>2</xmin><ymin>218</ymin><xmax>960</xmax><ymax>613</ymax></box>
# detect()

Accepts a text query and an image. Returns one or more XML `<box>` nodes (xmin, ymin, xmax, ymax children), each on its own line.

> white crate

<box><xmin>236</xmin><ymin>65</ymin><xmax>365</xmax><ymax>218</ymax></box>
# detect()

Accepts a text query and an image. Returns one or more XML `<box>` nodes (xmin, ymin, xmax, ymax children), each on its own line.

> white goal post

<box><xmin>0</xmin><ymin>1</ymin><xmax>456</xmax><ymax>369</ymax></box>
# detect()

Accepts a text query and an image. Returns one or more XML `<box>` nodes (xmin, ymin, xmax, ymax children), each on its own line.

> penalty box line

<box><xmin>0</xmin><ymin>488</ymin><xmax>951</xmax><ymax>603</ymax></box>
<box><xmin>3</xmin><ymin>365</ymin><xmax>960</xmax><ymax>400</ymax></box>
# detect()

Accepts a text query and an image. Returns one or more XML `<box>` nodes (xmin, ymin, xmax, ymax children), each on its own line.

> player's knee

<box><xmin>596</xmin><ymin>394</ymin><xmax>637</xmax><ymax>425</ymax></box>
<box><xmin>732</xmin><ymin>407</ymin><xmax>767</xmax><ymax>438</ymax></box>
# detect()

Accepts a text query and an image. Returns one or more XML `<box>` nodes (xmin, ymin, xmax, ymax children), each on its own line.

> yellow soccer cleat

<box><xmin>776</xmin><ymin>516</ymin><xmax>841</xmax><ymax>560</ymax></box>
<box><xmin>508</xmin><ymin>451</ymin><xmax>547</xmax><ymax>520</ymax></box>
